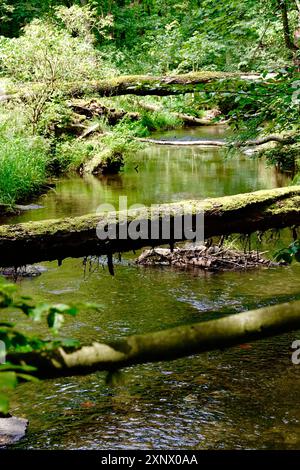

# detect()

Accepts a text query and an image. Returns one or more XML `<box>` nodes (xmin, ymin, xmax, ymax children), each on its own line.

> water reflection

<box><xmin>3</xmin><ymin>127</ymin><xmax>300</xmax><ymax>450</ymax></box>
<box><xmin>1</xmin><ymin>127</ymin><xmax>290</xmax><ymax>224</ymax></box>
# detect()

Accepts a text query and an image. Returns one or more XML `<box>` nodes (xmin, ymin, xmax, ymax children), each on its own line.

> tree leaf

<box><xmin>0</xmin><ymin>393</ymin><xmax>9</xmax><ymax>415</ymax></box>
<box><xmin>0</xmin><ymin>371</ymin><xmax>17</xmax><ymax>390</ymax></box>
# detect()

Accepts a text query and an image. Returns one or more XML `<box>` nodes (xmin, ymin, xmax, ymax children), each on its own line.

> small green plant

<box><xmin>260</xmin><ymin>146</ymin><xmax>300</xmax><ymax>172</ymax></box>
<box><xmin>274</xmin><ymin>240</ymin><xmax>300</xmax><ymax>264</ymax></box>
<box><xmin>0</xmin><ymin>279</ymin><xmax>100</xmax><ymax>415</ymax></box>
<box><xmin>52</xmin><ymin>139</ymin><xmax>95</xmax><ymax>174</ymax></box>
<box><xmin>140</xmin><ymin>110</ymin><xmax>182</xmax><ymax>133</ymax></box>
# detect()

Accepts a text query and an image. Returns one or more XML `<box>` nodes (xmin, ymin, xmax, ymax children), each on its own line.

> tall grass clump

<box><xmin>139</xmin><ymin>111</ymin><xmax>183</xmax><ymax>134</ymax></box>
<box><xmin>0</xmin><ymin>121</ymin><xmax>49</xmax><ymax>205</ymax></box>
<box><xmin>113</xmin><ymin>111</ymin><xmax>183</xmax><ymax>139</ymax></box>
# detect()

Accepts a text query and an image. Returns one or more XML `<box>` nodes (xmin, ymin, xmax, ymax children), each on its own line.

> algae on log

<box><xmin>2</xmin><ymin>72</ymin><xmax>270</xmax><ymax>101</ymax></box>
<box><xmin>83</xmin><ymin>147</ymin><xmax>124</xmax><ymax>175</ymax></box>
<box><xmin>0</xmin><ymin>186</ymin><xmax>299</xmax><ymax>267</ymax></box>
<box><xmin>8</xmin><ymin>299</ymin><xmax>300</xmax><ymax>378</ymax></box>
<box><xmin>62</xmin><ymin>72</ymin><xmax>240</xmax><ymax>97</ymax></box>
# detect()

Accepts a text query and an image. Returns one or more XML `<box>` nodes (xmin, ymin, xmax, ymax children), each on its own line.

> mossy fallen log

<box><xmin>3</xmin><ymin>72</ymin><xmax>240</xmax><ymax>101</ymax></box>
<box><xmin>67</xmin><ymin>72</ymin><xmax>238</xmax><ymax>97</ymax></box>
<box><xmin>8</xmin><ymin>299</ymin><xmax>300</xmax><ymax>378</ymax></box>
<box><xmin>0</xmin><ymin>186</ymin><xmax>299</xmax><ymax>267</ymax></box>
<box><xmin>1</xmin><ymin>72</ymin><xmax>275</xmax><ymax>104</ymax></box>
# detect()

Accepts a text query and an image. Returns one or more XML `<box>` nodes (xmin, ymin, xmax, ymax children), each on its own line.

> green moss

<box><xmin>67</xmin><ymin>72</ymin><xmax>238</xmax><ymax>97</ymax></box>
<box><xmin>0</xmin><ymin>186</ymin><xmax>299</xmax><ymax>240</ymax></box>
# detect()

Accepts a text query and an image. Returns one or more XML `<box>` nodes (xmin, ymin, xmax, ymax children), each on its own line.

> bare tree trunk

<box><xmin>139</xmin><ymin>134</ymin><xmax>296</xmax><ymax>147</ymax></box>
<box><xmin>278</xmin><ymin>0</ymin><xmax>298</xmax><ymax>51</ymax></box>
<box><xmin>8</xmin><ymin>300</ymin><xmax>300</xmax><ymax>378</ymax></box>
<box><xmin>138</xmin><ymin>138</ymin><xmax>226</xmax><ymax>146</ymax></box>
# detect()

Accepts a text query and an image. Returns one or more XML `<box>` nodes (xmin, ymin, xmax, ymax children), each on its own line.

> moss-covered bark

<box><xmin>8</xmin><ymin>299</ymin><xmax>300</xmax><ymax>378</ymax></box>
<box><xmin>0</xmin><ymin>186</ymin><xmax>299</xmax><ymax>267</ymax></box>
<box><xmin>4</xmin><ymin>72</ymin><xmax>239</xmax><ymax>101</ymax></box>
<box><xmin>68</xmin><ymin>72</ymin><xmax>237</xmax><ymax>97</ymax></box>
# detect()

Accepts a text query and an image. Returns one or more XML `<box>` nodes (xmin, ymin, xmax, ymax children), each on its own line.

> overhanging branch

<box><xmin>8</xmin><ymin>300</ymin><xmax>300</xmax><ymax>378</ymax></box>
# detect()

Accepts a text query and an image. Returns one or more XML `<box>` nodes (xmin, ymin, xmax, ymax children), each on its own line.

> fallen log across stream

<box><xmin>0</xmin><ymin>186</ymin><xmax>299</xmax><ymax>267</ymax></box>
<box><xmin>139</xmin><ymin>135</ymin><xmax>296</xmax><ymax>147</ymax></box>
<box><xmin>8</xmin><ymin>299</ymin><xmax>300</xmax><ymax>378</ymax></box>
<box><xmin>138</xmin><ymin>138</ymin><xmax>226</xmax><ymax>147</ymax></box>
<box><xmin>2</xmin><ymin>71</ymin><xmax>261</xmax><ymax>102</ymax></box>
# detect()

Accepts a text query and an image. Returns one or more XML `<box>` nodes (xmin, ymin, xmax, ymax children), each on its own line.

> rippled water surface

<box><xmin>3</xmin><ymin>127</ymin><xmax>300</xmax><ymax>449</ymax></box>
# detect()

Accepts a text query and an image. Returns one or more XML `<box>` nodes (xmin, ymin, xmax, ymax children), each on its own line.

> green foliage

<box><xmin>114</xmin><ymin>109</ymin><xmax>183</xmax><ymax>138</ymax></box>
<box><xmin>275</xmin><ymin>240</ymin><xmax>300</xmax><ymax>264</ymax></box>
<box><xmin>55</xmin><ymin>4</ymin><xmax>114</xmax><ymax>44</ymax></box>
<box><xmin>0</xmin><ymin>280</ymin><xmax>78</xmax><ymax>414</ymax></box>
<box><xmin>36</xmin><ymin>99</ymin><xmax>74</xmax><ymax>137</ymax></box>
<box><xmin>0</xmin><ymin>8</ymin><xmax>117</xmax><ymax>134</ymax></box>
<box><xmin>259</xmin><ymin>145</ymin><xmax>300</xmax><ymax>172</ymax></box>
<box><xmin>139</xmin><ymin>110</ymin><xmax>183</xmax><ymax>133</ymax></box>
<box><xmin>0</xmin><ymin>115</ymin><xmax>49</xmax><ymax>205</ymax></box>
<box><xmin>0</xmin><ymin>0</ymin><xmax>299</xmax><ymax>74</ymax></box>
<box><xmin>216</xmin><ymin>69</ymin><xmax>300</xmax><ymax>149</ymax></box>
<box><xmin>54</xmin><ymin>139</ymin><xmax>99</xmax><ymax>173</ymax></box>
<box><xmin>83</xmin><ymin>0</ymin><xmax>299</xmax><ymax>74</ymax></box>
<box><xmin>0</xmin><ymin>0</ymin><xmax>299</xmax><ymax>196</ymax></box>
<box><xmin>0</xmin><ymin>278</ymin><xmax>101</xmax><ymax>415</ymax></box>
<box><xmin>102</xmin><ymin>126</ymin><xmax>142</xmax><ymax>158</ymax></box>
<box><xmin>0</xmin><ymin>19</ymin><xmax>101</xmax><ymax>83</ymax></box>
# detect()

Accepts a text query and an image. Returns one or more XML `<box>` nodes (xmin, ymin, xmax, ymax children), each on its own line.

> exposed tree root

<box><xmin>70</xmin><ymin>99</ymin><xmax>139</xmax><ymax>125</ymax></box>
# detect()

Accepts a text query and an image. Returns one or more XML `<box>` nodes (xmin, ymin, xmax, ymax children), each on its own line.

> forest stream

<box><xmin>4</xmin><ymin>126</ymin><xmax>300</xmax><ymax>450</ymax></box>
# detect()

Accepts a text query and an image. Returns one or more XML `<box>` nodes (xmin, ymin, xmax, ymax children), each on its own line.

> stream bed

<box><xmin>3</xmin><ymin>126</ymin><xmax>300</xmax><ymax>449</ymax></box>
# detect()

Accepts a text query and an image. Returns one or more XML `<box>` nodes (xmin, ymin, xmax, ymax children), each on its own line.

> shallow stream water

<box><xmin>3</xmin><ymin>126</ymin><xmax>300</xmax><ymax>449</ymax></box>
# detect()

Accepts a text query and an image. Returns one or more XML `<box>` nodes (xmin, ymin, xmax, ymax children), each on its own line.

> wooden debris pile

<box><xmin>137</xmin><ymin>245</ymin><xmax>281</xmax><ymax>272</ymax></box>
